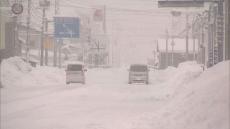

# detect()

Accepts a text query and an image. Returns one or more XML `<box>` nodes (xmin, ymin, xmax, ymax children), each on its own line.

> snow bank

<box><xmin>167</xmin><ymin>61</ymin><xmax>203</xmax><ymax>94</ymax></box>
<box><xmin>166</xmin><ymin>61</ymin><xmax>202</xmax><ymax>86</ymax></box>
<box><xmin>1</xmin><ymin>57</ymin><xmax>32</xmax><ymax>87</ymax></box>
<box><xmin>1</xmin><ymin>57</ymin><xmax>65</xmax><ymax>88</ymax></box>
<box><xmin>150</xmin><ymin>66</ymin><xmax>177</xmax><ymax>84</ymax></box>
<box><xmin>151</xmin><ymin>61</ymin><xmax>203</xmax><ymax>99</ymax></box>
<box><xmin>132</xmin><ymin>61</ymin><xmax>230</xmax><ymax>129</ymax></box>
<box><xmin>20</xmin><ymin>66</ymin><xmax>65</xmax><ymax>87</ymax></box>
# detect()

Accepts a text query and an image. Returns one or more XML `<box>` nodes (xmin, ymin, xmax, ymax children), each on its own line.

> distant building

<box><xmin>157</xmin><ymin>38</ymin><xmax>198</xmax><ymax>69</ymax></box>
<box><xmin>0</xmin><ymin>0</ymin><xmax>21</xmax><ymax>62</ymax></box>
<box><xmin>18</xmin><ymin>24</ymin><xmax>41</xmax><ymax>49</ymax></box>
<box><xmin>86</xmin><ymin>34</ymin><xmax>110</xmax><ymax>67</ymax></box>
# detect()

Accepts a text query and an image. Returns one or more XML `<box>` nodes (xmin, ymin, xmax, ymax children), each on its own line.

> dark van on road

<box><xmin>128</xmin><ymin>64</ymin><xmax>149</xmax><ymax>84</ymax></box>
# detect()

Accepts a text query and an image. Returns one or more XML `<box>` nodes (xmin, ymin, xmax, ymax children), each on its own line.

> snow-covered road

<box><xmin>1</xmin><ymin>67</ymin><xmax>169</xmax><ymax>129</ymax></box>
<box><xmin>1</xmin><ymin>57</ymin><xmax>229</xmax><ymax>129</ymax></box>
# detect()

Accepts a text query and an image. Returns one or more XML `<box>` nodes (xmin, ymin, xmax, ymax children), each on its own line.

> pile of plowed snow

<box><xmin>1</xmin><ymin>57</ymin><xmax>32</xmax><ymax>87</ymax></box>
<box><xmin>1</xmin><ymin>57</ymin><xmax>65</xmax><ymax>88</ymax></box>
<box><xmin>151</xmin><ymin>61</ymin><xmax>203</xmax><ymax>99</ymax></box>
<box><xmin>169</xmin><ymin>61</ymin><xmax>203</xmax><ymax>86</ymax></box>
<box><xmin>132</xmin><ymin>61</ymin><xmax>230</xmax><ymax>129</ymax></box>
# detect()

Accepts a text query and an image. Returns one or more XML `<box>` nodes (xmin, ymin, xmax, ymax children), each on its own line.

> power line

<box><xmin>58</xmin><ymin>4</ymin><xmax>172</xmax><ymax>17</ymax></box>
<box><xmin>58</xmin><ymin>1</ymin><xmax>170</xmax><ymax>14</ymax></box>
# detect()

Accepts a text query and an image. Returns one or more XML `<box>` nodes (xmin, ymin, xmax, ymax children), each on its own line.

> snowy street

<box><xmin>1</xmin><ymin>63</ymin><xmax>166</xmax><ymax>129</ymax></box>
<box><xmin>1</xmin><ymin>57</ymin><xmax>229</xmax><ymax>129</ymax></box>
<box><xmin>1</xmin><ymin>0</ymin><xmax>229</xmax><ymax>128</ymax></box>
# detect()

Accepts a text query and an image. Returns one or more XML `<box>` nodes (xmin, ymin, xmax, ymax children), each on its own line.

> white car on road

<box><xmin>65</xmin><ymin>63</ymin><xmax>87</xmax><ymax>84</ymax></box>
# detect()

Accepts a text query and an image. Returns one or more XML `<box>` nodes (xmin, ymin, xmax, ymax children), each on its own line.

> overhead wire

<box><xmin>16</xmin><ymin>0</ymin><xmax>194</xmax><ymax>34</ymax></box>
<box><xmin>17</xmin><ymin>0</ymin><xmax>179</xmax><ymax>19</ymax></box>
<box><xmin>59</xmin><ymin>0</ymin><xmax>171</xmax><ymax>15</ymax></box>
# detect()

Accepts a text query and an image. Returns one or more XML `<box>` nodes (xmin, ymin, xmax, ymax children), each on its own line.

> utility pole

<box><xmin>192</xmin><ymin>35</ymin><xmax>196</xmax><ymax>60</ymax></box>
<box><xmin>13</xmin><ymin>16</ymin><xmax>19</xmax><ymax>56</ymax></box>
<box><xmin>26</xmin><ymin>0</ymin><xmax>31</xmax><ymax>62</ymax></box>
<box><xmin>185</xmin><ymin>13</ymin><xmax>189</xmax><ymax>60</ymax></box>
<box><xmin>198</xmin><ymin>28</ymin><xmax>201</xmax><ymax>63</ymax></box>
<box><xmin>103</xmin><ymin>5</ymin><xmax>109</xmax><ymax>65</ymax></box>
<box><xmin>213</xmin><ymin>5</ymin><xmax>218</xmax><ymax>65</ymax></box>
<box><xmin>44</xmin><ymin>18</ymin><xmax>48</xmax><ymax>66</ymax></box>
<box><xmin>40</xmin><ymin>8</ymin><xmax>45</xmax><ymax>66</ymax></box>
<box><xmin>55</xmin><ymin>0</ymin><xmax>59</xmax><ymax>21</ymax></box>
<box><xmin>103</xmin><ymin>5</ymin><xmax>106</xmax><ymax>34</ymax></box>
<box><xmin>58</xmin><ymin>39</ymin><xmax>62</xmax><ymax>68</ymax></box>
<box><xmin>165</xmin><ymin>29</ymin><xmax>169</xmax><ymax>67</ymax></box>
<box><xmin>207</xmin><ymin>5</ymin><xmax>214</xmax><ymax>67</ymax></box>
<box><xmin>201</xmin><ymin>25</ymin><xmax>205</xmax><ymax>65</ymax></box>
<box><xmin>53</xmin><ymin>0</ymin><xmax>59</xmax><ymax>67</ymax></box>
<box><xmin>192</xmin><ymin>20</ymin><xmax>196</xmax><ymax>60</ymax></box>
<box><xmin>39</xmin><ymin>0</ymin><xmax>50</xmax><ymax>66</ymax></box>
<box><xmin>170</xmin><ymin>10</ymin><xmax>181</xmax><ymax>66</ymax></box>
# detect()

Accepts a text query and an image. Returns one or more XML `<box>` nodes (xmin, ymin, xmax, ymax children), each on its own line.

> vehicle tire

<box><xmin>66</xmin><ymin>82</ymin><xmax>70</xmax><ymax>85</ymax></box>
<box><xmin>145</xmin><ymin>81</ymin><xmax>149</xmax><ymax>85</ymax></box>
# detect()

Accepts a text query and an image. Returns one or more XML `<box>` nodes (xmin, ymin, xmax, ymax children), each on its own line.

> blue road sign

<box><xmin>54</xmin><ymin>17</ymin><xmax>80</xmax><ymax>38</ymax></box>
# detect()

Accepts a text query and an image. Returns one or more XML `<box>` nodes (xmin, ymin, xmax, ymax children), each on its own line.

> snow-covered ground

<box><xmin>1</xmin><ymin>57</ymin><xmax>229</xmax><ymax>129</ymax></box>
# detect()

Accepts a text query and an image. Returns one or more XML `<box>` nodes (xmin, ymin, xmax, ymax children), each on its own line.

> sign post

<box><xmin>54</xmin><ymin>17</ymin><xmax>80</xmax><ymax>67</ymax></box>
<box><xmin>11</xmin><ymin>3</ymin><xmax>23</xmax><ymax>15</ymax></box>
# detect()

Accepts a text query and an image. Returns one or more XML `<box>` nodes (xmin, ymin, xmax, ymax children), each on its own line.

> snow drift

<box><xmin>1</xmin><ymin>57</ymin><xmax>65</xmax><ymax>88</ymax></box>
<box><xmin>150</xmin><ymin>61</ymin><xmax>203</xmax><ymax>99</ymax></box>
<box><xmin>132</xmin><ymin>61</ymin><xmax>230</xmax><ymax>129</ymax></box>
<box><xmin>1</xmin><ymin>57</ymin><xmax>32</xmax><ymax>87</ymax></box>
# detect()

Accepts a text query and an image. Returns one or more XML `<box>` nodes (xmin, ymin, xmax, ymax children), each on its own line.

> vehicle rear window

<box><xmin>130</xmin><ymin>65</ymin><xmax>148</xmax><ymax>72</ymax></box>
<box><xmin>67</xmin><ymin>64</ymin><xmax>83</xmax><ymax>71</ymax></box>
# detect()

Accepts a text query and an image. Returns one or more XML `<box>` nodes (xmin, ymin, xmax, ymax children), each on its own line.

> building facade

<box><xmin>0</xmin><ymin>1</ymin><xmax>20</xmax><ymax>62</ymax></box>
<box><xmin>157</xmin><ymin>38</ymin><xmax>198</xmax><ymax>69</ymax></box>
<box><xmin>224</xmin><ymin>0</ymin><xmax>230</xmax><ymax>60</ymax></box>
<box><xmin>192</xmin><ymin>1</ymin><xmax>227</xmax><ymax>68</ymax></box>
